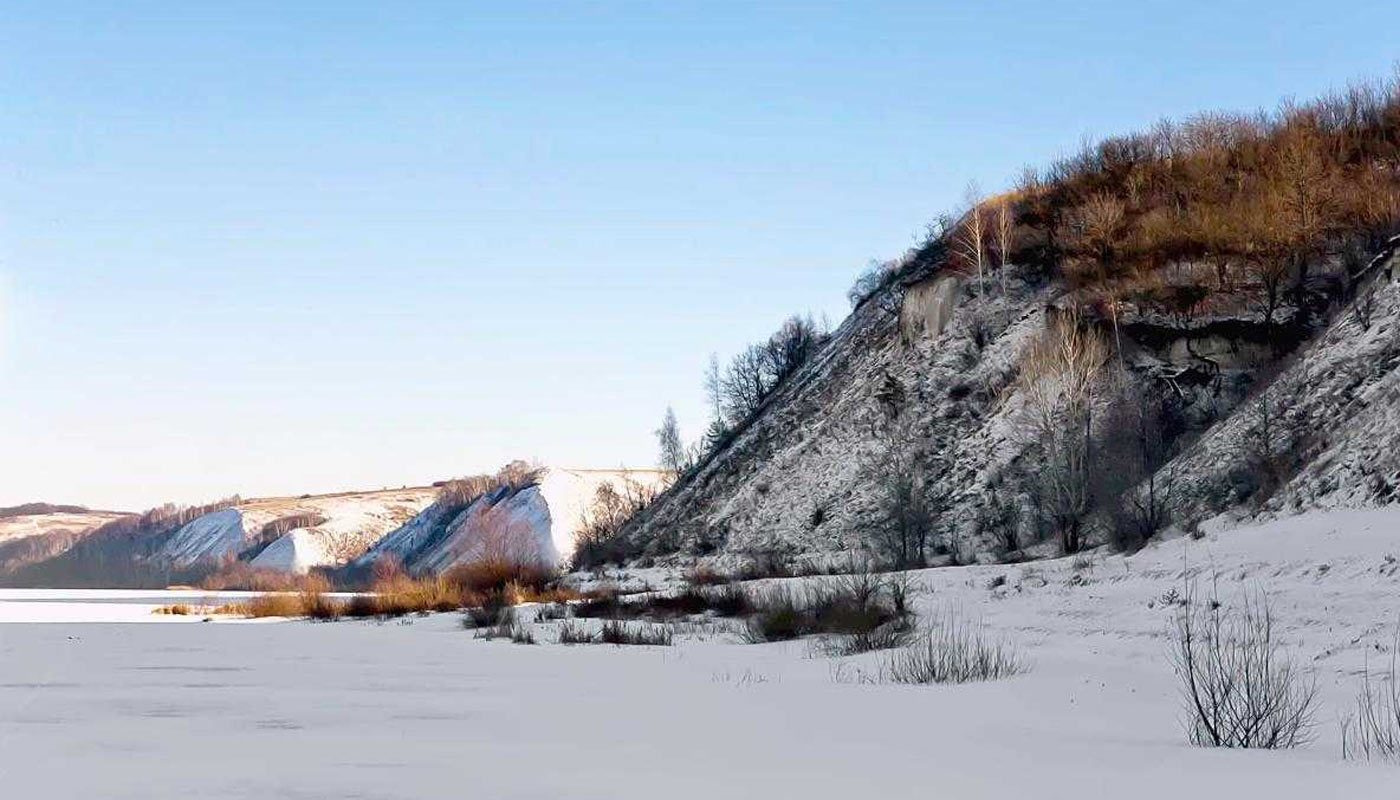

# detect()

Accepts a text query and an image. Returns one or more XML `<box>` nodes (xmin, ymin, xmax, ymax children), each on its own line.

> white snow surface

<box><xmin>2</xmin><ymin>507</ymin><xmax>1400</xmax><ymax>798</ymax></box>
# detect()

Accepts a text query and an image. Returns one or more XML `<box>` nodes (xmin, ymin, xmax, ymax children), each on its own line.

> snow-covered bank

<box><xmin>1</xmin><ymin>508</ymin><xmax>1398</xmax><ymax>798</ymax></box>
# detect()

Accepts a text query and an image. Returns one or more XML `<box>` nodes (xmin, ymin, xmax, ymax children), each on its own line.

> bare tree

<box><xmin>1095</xmin><ymin>382</ymin><xmax>1181</xmax><ymax>550</ymax></box>
<box><xmin>1018</xmin><ymin>308</ymin><xmax>1109</xmax><ymax>553</ymax></box>
<box><xmin>654</xmin><ymin>406</ymin><xmax>686</xmax><ymax>475</ymax></box>
<box><xmin>867</xmin><ymin>423</ymin><xmax>940</xmax><ymax>569</ymax></box>
<box><xmin>703</xmin><ymin>354</ymin><xmax>723</xmax><ymax>421</ymax></box>
<box><xmin>955</xmin><ymin>182</ymin><xmax>989</xmax><ymax>293</ymax></box>
<box><xmin>571</xmin><ymin>477</ymin><xmax>660</xmax><ymax>569</ymax></box>
<box><xmin>994</xmin><ymin>196</ymin><xmax>1014</xmax><ymax>292</ymax></box>
<box><xmin>718</xmin><ymin>314</ymin><xmax>828</xmax><ymax>425</ymax></box>
<box><xmin>1270</xmin><ymin>121</ymin><xmax>1338</xmax><ymax>284</ymax></box>
<box><xmin>1067</xmin><ymin>192</ymin><xmax>1127</xmax><ymax>283</ymax></box>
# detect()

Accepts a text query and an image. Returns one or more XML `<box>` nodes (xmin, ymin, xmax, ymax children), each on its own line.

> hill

<box><xmin>610</xmin><ymin>76</ymin><xmax>1400</xmax><ymax>569</ymax></box>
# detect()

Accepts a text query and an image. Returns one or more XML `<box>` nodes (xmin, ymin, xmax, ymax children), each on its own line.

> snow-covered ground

<box><xmin>1</xmin><ymin>508</ymin><xmax>1398</xmax><ymax>798</ymax></box>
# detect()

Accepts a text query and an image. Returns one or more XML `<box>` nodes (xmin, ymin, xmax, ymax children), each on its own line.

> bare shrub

<box><xmin>463</xmin><ymin>592</ymin><xmax>510</xmax><ymax>629</ymax></box>
<box><xmin>510</xmin><ymin>621</ymin><xmax>536</xmax><ymax>645</ymax></box>
<box><xmin>573</xmin><ymin>583</ymin><xmax>750</xmax><ymax>622</ymax></box>
<box><xmin>571</xmin><ymin>476</ymin><xmax>659</xmax><ymax>569</ymax></box>
<box><xmin>533</xmin><ymin>603</ymin><xmax>568</xmax><ymax>622</ymax></box>
<box><xmin>706</xmin><ymin>584</ymin><xmax>752</xmax><ymax>617</ymax></box>
<box><xmin>848</xmin><ymin>258</ymin><xmax>900</xmax><ymax>308</ymax></box>
<box><xmin>685</xmin><ymin>566</ymin><xmax>730</xmax><ymax>587</ymax></box>
<box><xmin>152</xmin><ymin>604</ymin><xmax>191</xmax><ymax>616</ymax></box>
<box><xmin>472</xmin><ymin>607</ymin><xmax>534</xmax><ymax>644</ymax></box>
<box><xmin>1341</xmin><ymin>628</ymin><xmax>1400</xmax><ymax>762</ymax></box>
<box><xmin>557</xmin><ymin>619</ymin><xmax>593</xmax><ymax>644</ymax></box>
<box><xmin>599</xmin><ymin>620</ymin><xmax>673</xmax><ymax>646</ymax></box>
<box><xmin>367</xmin><ymin>575</ymin><xmax>470</xmax><ymax>617</ymax></box>
<box><xmin>742</xmin><ymin>569</ymin><xmax>909</xmax><ymax>645</ymax></box>
<box><xmin>224</xmin><ymin>574</ymin><xmax>343</xmax><ymax>619</ymax></box>
<box><xmin>882</xmin><ymin>612</ymin><xmax>1026</xmax><ymax>685</ymax></box>
<box><xmin>445</xmin><ymin>557</ymin><xmax>556</xmax><ymax>598</ymax></box>
<box><xmin>819</xmin><ymin>619</ymin><xmax>915</xmax><ymax>657</ymax></box>
<box><xmin>303</xmin><ymin>589</ymin><xmax>344</xmax><ymax>621</ymax></box>
<box><xmin>741</xmin><ymin>587</ymin><xmax>811</xmax><ymax>643</ymax></box>
<box><xmin>198</xmin><ymin>562</ymin><xmax>335</xmax><ymax>592</ymax></box>
<box><xmin>734</xmin><ymin>550</ymin><xmax>795</xmax><ymax>581</ymax></box>
<box><xmin>1170</xmin><ymin>584</ymin><xmax>1317</xmax><ymax>749</ymax></box>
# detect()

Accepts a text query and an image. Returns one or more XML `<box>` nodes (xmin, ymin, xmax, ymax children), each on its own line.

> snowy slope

<box><xmin>1166</xmin><ymin>242</ymin><xmax>1400</xmax><ymax>521</ymax></box>
<box><xmin>622</xmin><ymin>240</ymin><xmax>1400</xmax><ymax>565</ymax></box>
<box><xmin>248</xmin><ymin>529</ymin><xmax>335</xmax><ymax>574</ymax></box>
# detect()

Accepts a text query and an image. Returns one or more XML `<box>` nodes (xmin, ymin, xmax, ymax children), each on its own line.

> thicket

<box><xmin>946</xmin><ymin>72</ymin><xmax>1400</xmax><ymax>325</ymax></box>
<box><xmin>570</xmin><ymin>476</ymin><xmax>663</xmax><ymax>569</ymax></box>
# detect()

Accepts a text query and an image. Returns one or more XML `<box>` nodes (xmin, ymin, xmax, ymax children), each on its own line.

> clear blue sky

<box><xmin>1</xmin><ymin>1</ymin><xmax>1394</xmax><ymax>510</ymax></box>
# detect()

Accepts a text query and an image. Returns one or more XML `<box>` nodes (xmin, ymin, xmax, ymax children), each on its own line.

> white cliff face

<box><xmin>414</xmin><ymin>485</ymin><xmax>555</xmax><ymax>572</ymax></box>
<box><xmin>249</xmin><ymin>529</ymin><xmax>335</xmax><ymax>574</ymax></box>
<box><xmin>157</xmin><ymin>508</ymin><xmax>248</xmax><ymax>565</ymax></box>
<box><xmin>155</xmin><ymin>488</ymin><xmax>436</xmax><ymax>569</ymax></box>
<box><xmin>354</xmin><ymin>468</ymin><xmax>670</xmax><ymax>575</ymax></box>
<box><xmin>537</xmin><ymin>469</ymin><xmax>669</xmax><ymax>562</ymax></box>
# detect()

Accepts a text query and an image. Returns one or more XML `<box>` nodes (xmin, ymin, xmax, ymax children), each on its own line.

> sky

<box><xmin>1</xmin><ymin>1</ymin><xmax>1395</xmax><ymax>511</ymax></box>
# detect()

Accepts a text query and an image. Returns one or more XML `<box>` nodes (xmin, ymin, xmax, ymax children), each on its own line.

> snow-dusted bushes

<box><xmin>1341</xmin><ymin>629</ymin><xmax>1400</xmax><ymax>762</ymax></box>
<box><xmin>741</xmin><ymin>569</ymin><xmax>910</xmax><ymax>645</ymax></box>
<box><xmin>573</xmin><ymin>584</ymin><xmax>752</xmax><ymax>621</ymax></box>
<box><xmin>571</xmin><ymin>477</ymin><xmax>660</xmax><ymax>569</ymax></box>
<box><xmin>599</xmin><ymin>620</ymin><xmax>673</xmax><ymax>646</ymax></box>
<box><xmin>556</xmin><ymin>620</ymin><xmax>592</xmax><ymax>645</ymax></box>
<box><xmin>1170</xmin><ymin>586</ymin><xmax>1317</xmax><ymax>749</ymax></box>
<box><xmin>472</xmin><ymin>607</ymin><xmax>535</xmax><ymax>644</ymax></box>
<box><xmin>880</xmin><ymin>612</ymin><xmax>1025</xmax><ymax>685</ymax></box>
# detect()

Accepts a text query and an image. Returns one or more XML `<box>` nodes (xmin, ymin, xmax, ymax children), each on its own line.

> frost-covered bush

<box><xmin>882</xmin><ymin>612</ymin><xmax>1025</xmax><ymax>685</ymax></box>
<box><xmin>1170</xmin><ymin>586</ymin><xmax>1317</xmax><ymax>749</ymax></box>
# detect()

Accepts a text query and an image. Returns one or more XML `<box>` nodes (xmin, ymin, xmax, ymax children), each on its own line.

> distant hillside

<box><xmin>0</xmin><ymin>503</ymin><xmax>97</xmax><ymax>519</ymax></box>
<box><xmin>0</xmin><ymin>507</ymin><xmax>132</xmax><ymax>577</ymax></box>
<box><xmin>2</xmin><ymin>465</ymin><xmax>670</xmax><ymax>587</ymax></box>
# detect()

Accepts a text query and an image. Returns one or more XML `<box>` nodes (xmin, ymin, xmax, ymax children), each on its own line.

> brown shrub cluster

<box><xmin>947</xmin><ymin>71</ymin><xmax>1400</xmax><ymax>321</ymax></box>
<box><xmin>222</xmin><ymin>554</ymin><xmax>576</xmax><ymax>621</ymax></box>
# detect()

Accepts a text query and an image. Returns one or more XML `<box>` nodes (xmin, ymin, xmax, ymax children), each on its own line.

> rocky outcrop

<box><xmin>1163</xmin><ymin>240</ymin><xmax>1400</xmax><ymax>520</ymax></box>
<box><xmin>618</xmin><ymin>239</ymin><xmax>1400</xmax><ymax>565</ymax></box>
